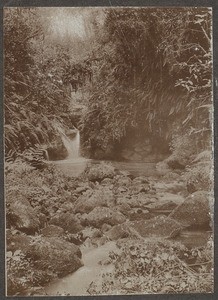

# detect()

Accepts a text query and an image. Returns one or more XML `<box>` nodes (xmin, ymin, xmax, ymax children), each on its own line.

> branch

<box><xmin>23</xmin><ymin>29</ymin><xmax>42</xmax><ymax>43</ymax></box>
<box><xmin>200</xmin><ymin>25</ymin><xmax>211</xmax><ymax>47</ymax></box>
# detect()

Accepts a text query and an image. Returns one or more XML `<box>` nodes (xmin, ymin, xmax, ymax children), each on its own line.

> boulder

<box><xmin>7</xmin><ymin>231</ymin><xmax>32</xmax><ymax>253</ymax></box>
<box><xmin>117</xmin><ymin>193</ymin><xmax>155</xmax><ymax>209</ymax></box>
<box><xmin>106</xmin><ymin>223</ymin><xmax>131</xmax><ymax>240</ymax></box>
<box><xmin>83</xmin><ymin>207</ymin><xmax>126</xmax><ymax>228</ymax></box>
<box><xmin>101</xmin><ymin>223</ymin><xmax>112</xmax><ymax>232</ymax></box>
<box><xmin>7</xmin><ymin>195</ymin><xmax>40</xmax><ymax>234</ymax></box>
<box><xmin>116</xmin><ymin>195</ymin><xmax>139</xmax><ymax>208</ymax></box>
<box><xmin>29</xmin><ymin>236</ymin><xmax>83</xmax><ymax>277</ymax></box>
<box><xmin>130</xmin><ymin>182</ymin><xmax>150</xmax><ymax>195</ymax></box>
<box><xmin>66</xmin><ymin>129</ymin><xmax>77</xmax><ymax>139</ymax></box>
<box><xmin>145</xmin><ymin>193</ymin><xmax>185</xmax><ymax>212</ymax></box>
<box><xmin>47</xmin><ymin>136</ymin><xmax>68</xmax><ymax>160</ymax></box>
<box><xmin>153</xmin><ymin>181</ymin><xmax>186</xmax><ymax>194</ymax></box>
<box><xmin>169</xmin><ymin>191</ymin><xmax>212</xmax><ymax>228</ymax></box>
<box><xmin>49</xmin><ymin>212</ymin><xmax>83</xmax><ymax>233</ymax></box>
<box><xmin>128</xmin><ymin>208</ymin><xmax>151</xmax><ymax>221</ymax></box>
<box><xmin>130</xmin><ymin>215</ymin><xmax>183</xmax><ymax>238</ymax></box>
<box><xmin>132</xmin><ymin>176</ymin><xmax>149</xmax><ymax>184</ymax></box>
<box><xmin>41</xmin><ymin>225</ymin><xmax>65</xmax><ymax>237</ymax></box>
<box><xmin>80</xmin><ymin>227</ymin><xmax>102</xmax><ymax>240</ymax></box>
<box><xmin>74</xmin><ymin>187</ymin><xmax>115</xmax><ymax>214</ymax></box>
<box><xmin>115</xmin><ymin>175</ymin><xmax>132</xmax><ymax>187</ymax></box>
<box><xmin>7</xmin><ymin>231</ymin><xmax>83</xmax><ymax>278</ymax></box>
<box><xmin>84</xmin><ymin>162</ymin><xmax>116</xmax><ymax>182</ymax></box>
<box><xmin>114</xmin><ymin>203</ymin><xmax>131</xmax><ymax>216</ymax></box>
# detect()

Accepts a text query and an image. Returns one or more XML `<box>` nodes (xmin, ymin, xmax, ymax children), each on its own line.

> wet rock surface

<box><xmin>169</xmin><ymin>191</ymin><xmax>212</xmax><ymax>228</ymax></box>
<box><xmin>7</xmin><ymin>193</ymin><xmax>40</xmax><ymax>234</ymax></box>
<box><xmin>6</xmin><ymin>162</ymin><xmax>213</xmax><ymax>295</ymax></box>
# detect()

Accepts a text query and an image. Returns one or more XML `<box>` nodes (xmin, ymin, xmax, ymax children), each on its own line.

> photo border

<box><xmin>0</xmin><ymin>1</ymin><xmax>217</xmax><ymax>299</ymax></box>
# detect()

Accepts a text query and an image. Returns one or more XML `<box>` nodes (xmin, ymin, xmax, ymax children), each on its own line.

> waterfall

<box><xmin>61</xmin><ymin>130</ymin><xmax>80</xmax><ymax>159</ymax></box>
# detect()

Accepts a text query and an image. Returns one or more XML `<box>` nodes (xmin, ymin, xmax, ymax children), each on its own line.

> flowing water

<box><xmin>54</xmin><ymin>130</ymin><xmax>158</xmax><ymax>178</ymax></box>
<box><xmin>46</xmin><ymin>130</ymin><xmax>211</xmax><ymax>296</ymax></box>
<box><xmin>45</xmin><ymin>241</ymin><xmax>117</xmax><ymax>296</ymax></box>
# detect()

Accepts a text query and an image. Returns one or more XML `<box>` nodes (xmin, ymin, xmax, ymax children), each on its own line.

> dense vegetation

<box><xmin>4</xmin><ymin>8</ymin><xmax>91</xmax><ymax>156</ymax></box>
<box><xmin>80</xmin><ymin>8</ymin><xmax>212</xmax><ymax>158</ymax></box>
<box><xmin>4</xmin><ymin>7</ymin><xmax>212</xmax><ymax>160</ymax></box>
<box><xmin>4</xmin><ymin>7</ymin><xmax>213</xmax><ymax>296</ymax></box>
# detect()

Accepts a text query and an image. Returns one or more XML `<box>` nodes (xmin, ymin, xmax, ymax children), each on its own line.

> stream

<box><xmin>45</xmin><ymin>241</ymin><xmax>117</xmax><ymax>296</ymax></box>
<box><xmin>54</xmin><ymin>130</ymin><xmax>158</xmax><ymax>178</ymax></box>
<box><xmin>46</xmin><ymin>129</ymin><xmax>211</xmax><ymax>296</ymax></box>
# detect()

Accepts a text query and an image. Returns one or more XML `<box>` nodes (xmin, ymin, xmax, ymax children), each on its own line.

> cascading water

<box><xmin>54</xmin><ymin>129</ymin><xmax>89</xmax><ymax>176</ymax></box>
<box><xmin>61</xmin><ymin>130</ymin><xmax>80</xmax><ymax>159</ymax></box>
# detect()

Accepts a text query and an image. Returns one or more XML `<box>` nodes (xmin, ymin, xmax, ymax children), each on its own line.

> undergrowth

<box><xmin>88</xmin><ymin>238</ymin><xmax>213</xmax><ymax>294</ymax></box>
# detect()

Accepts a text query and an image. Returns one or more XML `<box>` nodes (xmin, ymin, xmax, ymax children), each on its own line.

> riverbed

<box><xmin>45</xmin><ymin>241</ymin><xmax>118</xmax><ymax>296</ymax></box>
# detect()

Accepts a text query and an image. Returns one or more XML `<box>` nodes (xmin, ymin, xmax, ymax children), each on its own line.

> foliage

<box><xmin>5</xmin><ymin>159</ymin><xmax>77</xmax><ymax>225</ymax></box>
<box><xmin>182</xmin><ymin>150</ymin><xmax>213</xmax><ymax>193</ymax></box>
<box><xmin>88</xmin><ymin>238</ymin><xmax>213</xmax><ymax>294</ymax></box>
<box><xmin>4</xmin><ymin>8</ymin><xmax>72</xmax><ymax>155</ymax></box>
<box><xmin>7</xmin><ymin>249</ymin><xmax>54</xmax><ymax>296</ymax></box>
<box><xmin>80</xmin><ymin>8</ymin><xmax>212</xmax><ymax>157</ymax></box>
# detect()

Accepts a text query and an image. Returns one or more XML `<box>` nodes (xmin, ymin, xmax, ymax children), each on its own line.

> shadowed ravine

<box><xmin>54</xmin><ymin>130</ymin><xmax>158</xmax><ymax>178</ymax></box>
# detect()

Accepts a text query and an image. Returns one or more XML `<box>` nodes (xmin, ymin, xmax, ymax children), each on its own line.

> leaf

<box><xmin>6</xmin><ymin>251</ymin><xmax>13</xmax><ymax>258</ymax></box>
<box><xmin>14</xmin><ymin>250</ymin><xmax>22</xmax><ymax>256</ymax></box>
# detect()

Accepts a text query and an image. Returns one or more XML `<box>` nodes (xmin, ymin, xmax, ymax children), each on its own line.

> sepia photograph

<box><xmin>4</xmin><ymin>6</ymin><xmax>214</xmax><ymax>296</ymax></box>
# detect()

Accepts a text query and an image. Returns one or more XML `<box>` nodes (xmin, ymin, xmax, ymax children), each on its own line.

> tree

<box><xmin>4</xmin><ymin>8</ymin><xmax>72</xmax><ymax>154</ymax></box>
<box><xmin>80</xmin><ymin>7</ymin><xmax>212</xmax><ymax>157</ymax></box>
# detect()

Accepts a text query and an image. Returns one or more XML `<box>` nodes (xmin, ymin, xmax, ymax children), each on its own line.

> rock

<box><xmin>80</xmin><ymin>227</ymin><xmax>102</xmax><ymax>240</ymax></box>
<box><xmin>117</xmin><ymin>193</ymin><xmax>155</xmax><ymax>209</ymax></box>
<box><xmin>74</xmin><ymin>188</ymin><xmax>115</xmax><ymax>214</ymax></box>
<box><xmin>101</xmin><ymin>223</ymin><xmax>112</xmax><ymax>232</ymax></box>
<box><xmin>132</xmin><ymin>176</ymin><xmax>149</xmax><ymax>184</ymax></box>
<box><xmin>6</xmin><ymin>230</ymin><xmax>83</xmax><ymax>279</ymax></box>
<box><xmin>66</xmin><ymin>129</ymin><xmax>77</xmax><ymax>139</ymax></box>
<box><xmin>116</xmin><ymin>176</ymin><xmax>132</xmax><ymax>187</ymax></box>
<box><xmin>101</xmin><ymin>177</ymin><xmax>114</xmax><ymax>185</ymax></box>
<box><xmin>169</xmin><ymin>191</ymin><xmax>212</xmax><ymax>228</ymax></box>
<box><xmin>116</xmin><ymin>186</ymin><xmax>128</xmax><ymax>193</ymax></box>
<box><xmin>7</xmin><ymin>194</ymin><xmax>40</xmax><ymax>234</ymax></box>
<box><xmin>75</xmin><ymin>184</ymin><xmax>90</xmax><ymax>195</ymax></box>
<box><xmin>7</xmin><ymin>232</ymin><xmax>32</xmax><ymax>253</ymax></box>
<box><xmin>84</xmin><ymin>162</ymin><xmax>116</xmax><ymax>182</ymax></box>
<box><xmin>106</xmin><ymin>223</ymin><xmax>131</xmax><ymax>240</ymax></box>
<box><xmin>38</xmin><ymin>213</ymin><xmax>48</xmax><ymax>228</ymax></box>
<box><xmin>153</xmin><ymin>181</ymin><xmax>186</xmax><ymax>194</ymax></box>
<box><xmin>29</xmin><ymin>236</ymin><xmax>83</xmax><ymax>277</ymax></box>
<box><xmin>185</xmin><ymin>160</ymin><xmax>212</xmax><ymax>194</ymax></box>
<box><xmin>130</xmin><ymin>181</ymin><xmax>150</xmax><ymax>195</ymax></box>
<box><xmin>83</xmin><ymin>207</ymin><xmax>126</xmax><ymax>228</ymax></box>
<box><xmin>59</xmin><ymin>202</ymin><xmax>75</xmax><ymax>213</ymax></box>
<box><xmin>114</xmin><ymin>203</ymin><xmax>131</xmax><ymax>216</ymax></box>
<box><xmin>146</xmin><ymin>193</ymin><xmax>185</xmax><ymax>212</ymax></box>
<box><xmin>162</xmin><ymin>172</ymin><xmax>181</xmax><ymax>181</ymax></box>
<box><xmin>130</xmin><ymin>215</ymin><xmax>183</xmax><ymax>238</ymax></box>
<box><xmin>116</xmin><ymin>195</ymin><xmax>139</xmax><ymax>208</ymax></box>
<box><xmin>41</xmin><ymin>225</ymin><xmax>64</xmax><ymax>237</ymax></box>
<box><xmin>66</xmin><ymin>233</ymin><xmax>84</xmax><ymax>245</ymax></box>
<box><xmin>166</xmin><ymin>154</ymin><xmax>187</xmax><ymax>170</ymax></box>
<box><xmin>128</xmin><ymin>208</ymin><xmax>151</xmax><ymax>221</ymax></box>
<box><xmin>47</xmin><ymin>136</ymin><xmax>68</xmax><ymax>160</ymax></box>
<box><xmin>49</xmin><ymin>212</ymin><xmax>83</xmax><ymax>233</ymax></box>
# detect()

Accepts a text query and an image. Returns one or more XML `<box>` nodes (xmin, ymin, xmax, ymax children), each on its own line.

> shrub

<box><xmin>87</xmin><ymin>238</ymin><xmax>213</xmax><ymax>294</ymax></box>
